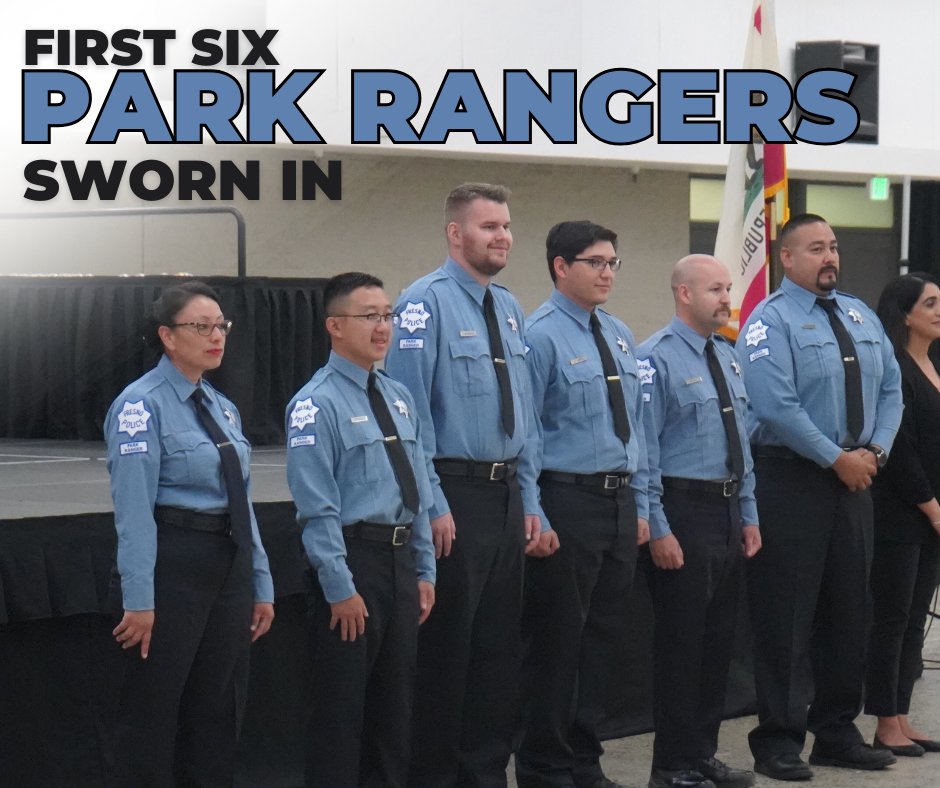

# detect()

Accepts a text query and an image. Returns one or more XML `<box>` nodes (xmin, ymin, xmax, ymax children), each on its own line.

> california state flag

<box><xmin>714</xmin><ymin>0</ymin><xmax>788</xmax><ymax>337</ymax></box>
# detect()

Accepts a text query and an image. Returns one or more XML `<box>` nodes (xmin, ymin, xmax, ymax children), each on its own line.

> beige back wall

<box><xmin>3</xmin><ymin>149</ymin><xmax>690</xmax><ymax>342</ymax></box>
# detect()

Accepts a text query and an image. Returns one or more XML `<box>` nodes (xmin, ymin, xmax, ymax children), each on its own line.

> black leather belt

<box><xmin>154</xmin><ymin>505</ymin><xmax>231</xmax><ymax>535</ymax></box>
<box><xmin>434</xmin><ymin>458</ymin><xmax>518</xmax><ymax>482</ymax></box>
<box><xmin>343</xmin><ymin>521</ymin><xmax>412</xmax><ymax>547</ymax></box>
<box><xmin>662</xmin><ymin>477</ymin><xmax>738</xmax><ymax>498</ymax></box>
<box><xmin>540</xmin><ymin>470</ymin><xmax>631</xmax><ymax>491</ymax></box>
<box><xmin>751</xmin><ymin>445</ymin><xmax>800</xmax><ymax>461</ymax></box>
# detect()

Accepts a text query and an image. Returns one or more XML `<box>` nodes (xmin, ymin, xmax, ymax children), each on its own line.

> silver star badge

<box><xmin>507</xmin><ymin>314</ymin><xmax>518</xmax><ymax>333</ymax></box>
<box><xmin>617</xmin><ymin>336</ymin><xmax>629</xmax><ymax>353</ymax></box>
<box><xmin>847</xmin><ymin>308</ymin><xmax>863</xmax><ymax>324</ymax></box>
<box><xmin>393</xmin><ymin>399</ymin><xmax>410</xmax><ymax>418</ymax></box>
<box><xmin>731</xmin><ymin>360</ymin><xmax>742</xmax><ymax>376</ymax></box>
<box><xmin>224</xmin><ymin>408</ymin><xmax>237</xmax><ymax>426</ymax></box>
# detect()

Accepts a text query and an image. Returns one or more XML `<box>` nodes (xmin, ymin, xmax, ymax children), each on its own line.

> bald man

<box><xmin>636</xmin><ymin>256</ymin><xmax>761</xmax><ymax>788</ymax></box>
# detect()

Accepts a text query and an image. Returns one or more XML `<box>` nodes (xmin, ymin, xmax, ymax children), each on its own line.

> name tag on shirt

<box><xmin>459</xmin><ymin>330</ymin><xmax>477</xmax><ymax>337</ymax></box>
<box><xmin>351</xmin><ymin>415</ymin><xmax>369</xmax><ymax>423</ymax></box>
<box><xmin>569</xmin><ymin>355</ymin><xmax>587</xmax><ymax>365</ymax></box>
<box><xmin>684</xmin><ymin>376</ymin><xmax>703</xmax><ymax>385</ymax></box>
<box><xmin>119</xmin><ymin>441</ymin><xmax>148</xmax><ymax>455</ymax></box>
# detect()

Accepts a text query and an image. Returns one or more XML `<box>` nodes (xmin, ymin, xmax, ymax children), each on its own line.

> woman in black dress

<box><xmin>866</xmin><ymin>273</ymin><xmax>940</xmax><ymax>755</ymax></box>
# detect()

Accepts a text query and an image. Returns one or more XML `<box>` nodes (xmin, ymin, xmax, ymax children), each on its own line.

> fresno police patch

<box><xmin>117</xmin><ymin>400</ymin><xmax>151</xmax><ymax>437</ymax></box>
<box><xmin>399</xmin><ymin>302</ymin><xmax>431</xmax><ymax>334</ymax></box>
<box><xmin>636</xmin><ymin>358</ymin><xmax>656</xmax><ymax>386</ymax></box>
<box><xmin>289</xmin><ymin>397</ymin><xmax>320</xmax><ymax>431</ymax></box>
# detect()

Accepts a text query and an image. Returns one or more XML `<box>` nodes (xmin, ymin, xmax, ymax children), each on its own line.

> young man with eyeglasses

<box><xmin>516</xmin><ymin>220</ymin><xmax>650</xmax><ymax>788</ymax></box>
<box><xmin>285</xmin><ymin>272</ymin><xmax>437</xmax><ymax>787</ymax></box>
<box><xmin>384</xmin><ymin>183</ymin><xmax>546</xmax><ymax>787</ymax></box>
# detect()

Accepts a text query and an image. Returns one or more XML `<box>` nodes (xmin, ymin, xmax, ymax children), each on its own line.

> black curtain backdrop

<box><xmin>0</xmin><ymin>505</ymin><xmax>755</xmax><ymax>787</ymax></box>
<box><xmin>0</xmin><ymin>276</ymin><xmax>330</xmax><ymax>444</ymax></box>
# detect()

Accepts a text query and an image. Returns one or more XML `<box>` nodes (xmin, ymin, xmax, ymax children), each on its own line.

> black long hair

<box><xmin>875</xmin><ymin>272</ymin><xmax>938</xmax><ymax>356</ymax></box>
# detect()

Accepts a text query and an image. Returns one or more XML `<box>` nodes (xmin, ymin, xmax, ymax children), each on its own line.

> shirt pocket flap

<box><xmin>449</xmin><ymin>337</ymin><xmax>490</xmax><ymax>361</ymax></box>
<box><xmin>163</xmin><ymin>430</ymin><xmax>211</xmax><ymax>454</ymax></box>
<box><xmin>337</xmin><ymin>418</ymin><xmax>385</xmax><ymax>451</ymax></box>
<box><xmin>675</xmin><ymin>381</ymin><xmax>714</xmax><ymax>407</ymax></box>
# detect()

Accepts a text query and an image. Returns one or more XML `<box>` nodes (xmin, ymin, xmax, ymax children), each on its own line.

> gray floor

<box><xmin>5</xmin><ymin>441</ymin><xmax>940</xmax><ymax>788</ymax></box>
<box><xmin>508</xmin><ymin>609</ymin><xmax>940</xmax><ymax>788</ymax></box>
<box><xmin>0</xmin><ymin>439</ymin><xmax>291</xmax><ymax>518</ymax></box>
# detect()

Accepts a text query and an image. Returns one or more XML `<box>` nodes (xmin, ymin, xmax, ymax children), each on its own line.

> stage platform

<box><xmin>0</xmin><ymin>438</ymin><xmax>754</xmax><ymax>786</ymax></box>
<box><xmin>0</xmin><ymin>439</ymin><xmax>292</xmax><ymax>519</ymax></box>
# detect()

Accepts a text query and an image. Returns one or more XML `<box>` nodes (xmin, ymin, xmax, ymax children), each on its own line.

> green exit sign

<box><xmin>869</xmin><ymin>176</ymin><xmax>890</xmax><ymax>201</ymax></box>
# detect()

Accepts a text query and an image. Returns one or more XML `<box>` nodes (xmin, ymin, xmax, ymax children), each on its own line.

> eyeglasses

<box><xmin>167</xmin><ymin>320</ymin><xmax>233</xmax><ymax>336</ymax></box>
<box><xmin>332</xmin><ymin>313</ymin><xmax>400</xmax><ymax>324</ymax></box>
<box><xmin>570</xmin><ymin>257</ymin><xmax>623</xmax><ymax>271</ymax></box>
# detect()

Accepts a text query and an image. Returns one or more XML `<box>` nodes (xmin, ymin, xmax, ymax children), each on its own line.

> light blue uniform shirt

<box><xmin>736</xmin><ymin>277</ymin><xmax>902</xmax><ymax>467</ymax></box>
<box><xmin>637</xmin><ymin>317</ymin><xmax>758</xmax><ymax>540</ymax></box>
<box><xmin>104</xmin><ymin>354</ymin><xmax>274</xmax><ymax>611</ymax></box>
<box><xmin>285</xmin><ymin>352</ymin><xmax>436</xmax><ymax>604</ymax></box>
<box><xmin>385</xmin><ymin>257</ymin><xmax>543</xmax><ymax>523</ymax></box>
<box><xmin>525</xmin><ymin>290</ymin><xmax>650</xmax><ymax>520</ymax></box>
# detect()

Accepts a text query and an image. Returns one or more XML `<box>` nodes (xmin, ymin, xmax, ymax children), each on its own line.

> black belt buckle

<box><xmin>392</xmin><ymin>526</ymin><xmax>410</xmax><ymax>547</ymax></box>
<box><xmin>722</xmin><ymin>479</ymin><xmax>738</xmax><ymax>498</ymax></box>
<box><xmin>603</xmin><ymin>474</ymin><xmax>621</xmax><ymax>490</ymax></box>
<box><xmin>489</xmin><ymin>462</ymin><xmax>506</xmax><ymax>481</ymax></box>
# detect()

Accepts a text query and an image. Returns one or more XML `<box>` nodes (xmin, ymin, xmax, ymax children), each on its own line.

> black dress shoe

<box><xmin>910</xmin><ymin>737</ymin><xmax>940</xmax><ymax>753</ymax></box>
<box><xmin>873</xmin><ymin>735</ymin><xmax>925</xmax><ymax>757</ymax></box>
<box><xmin>647</xmin><ymin>768</ymin><xmax>716</xmax><ymax>788</ymax></box>
<box><xmin>584</xmin><ymin>778</ymin><xmax>628</xmax><ymax>788</ymax></box>
<box><xmin>753</xmin><ymin>753</ymin><xmax>813</xmax><ymax>781</ymax></box>
<box><xmin>808</xmin><ymin>742</ymin><xmax>897</xmax><ymax>770</ymax></box>
<box><xmin>693</xmin><ymin>757</ymin><xmax>755</xmax><ymax>787</ymax></box>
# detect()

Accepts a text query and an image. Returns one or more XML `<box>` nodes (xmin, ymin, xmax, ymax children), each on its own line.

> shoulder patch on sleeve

<box><xmin>119</xmin><ymin>440</ymin><xmax>148</xmax><ymax>455</ymax></box>
<box><xmin>290</xmin><ymin>434</ymin><xmax>316</xmax><ymax>448</ymax></box>
<box><xmin>399</xmin><ymin>302</ymin><xmax>431</xmax><ymax>334</ymax></box>
<box><xmin>749</xmin><ymin>348</ymin><xmax>770</xmax><ymax>362</ymax></box>
<box><xmin>744</xmin><ymin>320</ymin><xmax>769</xmax><ymax>347</ymax></box>
<box><xmin>289</xmin><ymin>397</ymin><xmax>320</xmax><ymax>431</ymax></box>
<box><xmin>636</xmin><ymin>358</ymin><xmax>656</xmax><ymax>386</ymax></box>
<box><xmin>117</xmin><ymin>400</ymin><xmax>151</xmax><ymax>437</ymax></box>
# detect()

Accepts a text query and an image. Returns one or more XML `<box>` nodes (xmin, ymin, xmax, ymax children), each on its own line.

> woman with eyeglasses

<box><xmin>104</xmin><ymin>281</ymin><xmax>274</xmax><ymax>786</ymax></box>
<box><xmin>865</xmin><ymin>273</ymin><xmax>940</xmax><ymax>757</ymax></box>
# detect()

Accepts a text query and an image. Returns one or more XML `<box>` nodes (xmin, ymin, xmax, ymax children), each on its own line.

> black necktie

<box><xmin>816</xmin><ymin>297</ymin><xmax>864</xmax><ymax>442</ymax></box>
<box><xmin>482</xmin><ymin>288</ymin><xmax>515</xmax><ymax>438</ymax></box>
<box><xmin>367</xmin><ymin>372</ymin><xmax>421</xmax><ymax>515</ymax></box>
<box><xmin>190</xmin><ymin>386</ymin><xmax>252</xmax><ymax>552</ymax></box>
<box><xmin>589</xmin><ymin>312</ymin><xmax>631</xmax><ymax>443</ymax></box>
<box><xmin>705</xmin><ymin>339</ymin><xmax>746</xmax><ymax>480</ymax></box>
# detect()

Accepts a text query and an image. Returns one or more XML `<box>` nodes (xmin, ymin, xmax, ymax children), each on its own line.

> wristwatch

<box><xmin>868</xmin><ymin>444</ymin><xmax>888</xmax><ymax>469</ymax></box>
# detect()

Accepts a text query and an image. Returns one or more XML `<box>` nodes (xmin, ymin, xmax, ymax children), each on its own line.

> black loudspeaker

<box><xmin>793</xmin><ymin>40</ymin><xmax>879</xmax><ymax>143</ymax></box>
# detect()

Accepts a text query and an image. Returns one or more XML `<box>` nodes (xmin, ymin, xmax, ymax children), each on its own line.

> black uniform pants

<box><xmin>112</xmin><ymin>521</ymin><xmax>253</xmax><ymax>788</ymax></box>
<box><xmin>865</xmin><ymin>536</ymin><xmax>940</xmax><ymax>717</ymax></box>
<box><xmin>409</xmin><ymin>473</ymin><xmax>525</xmax><ymax>788</ymax></box>
<box><xmin>516</xmin><ymin>481</ymin><xmax>637</xmax><ymax>788</ymax></box>
<box><xmin>747</xmin><ymin>456</ymin><xmax>872</xmax><ymax>760</ymax></box>
<box><xmin>643</xmin><ymin>487</ymin><xmax>743</xmax><ymax>769</ymax></box>
<box><xmin>304</xmin><ymin>533</ymin><xmax>420</xmax><ymax>788</ymax></box>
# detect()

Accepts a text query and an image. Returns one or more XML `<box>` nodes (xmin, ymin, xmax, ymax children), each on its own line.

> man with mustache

<box><xmin>737</xmin><ymin>214</ymin><xmax>903</xmax><ymax>781</ymax></box>
<box><xmin>637</xmin><ymin>255</ymin><xmax>761</xmax><ymax>788</ymax></box>
<box><xmin>385</xmin><ymin>183</ymin><xmax>544</xmax><ymax>786</ymax></box>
